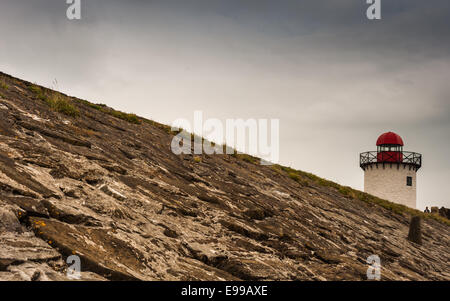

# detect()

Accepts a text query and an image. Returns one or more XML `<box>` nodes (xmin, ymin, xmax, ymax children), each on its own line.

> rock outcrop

<box><xmin>439</xmin><ymin>207</ymin><xmax>450</xmax><ymax>220</ymax></box>
<box><xmin>407</xmin><ymin>216</ymin><xmax>422</xmax><ymax>245</ymax></box>
<box><xmin>0</xmin><ymin>72</ymin><xmax>449</xmax><ymax>281</ymax></box>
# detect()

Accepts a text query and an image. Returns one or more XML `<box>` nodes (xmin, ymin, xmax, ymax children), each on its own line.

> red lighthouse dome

<box><xmin>376</xmin><ymin>132</ymin><xmax>404</xmax><ymax>162</ymax></box>
<box><xmin>376</xmin><ymin>132</ymin><xmax>404</xmax><ymax>146</ymax></box>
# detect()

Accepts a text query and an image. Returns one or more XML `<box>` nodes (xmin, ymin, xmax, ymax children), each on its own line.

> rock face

<box><xmin>0</xmin><ymin>72</ymin><xmax>449</xmax><ymax>281</ymax></box>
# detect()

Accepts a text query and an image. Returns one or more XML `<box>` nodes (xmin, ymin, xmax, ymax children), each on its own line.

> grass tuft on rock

<box><xmin>0</xmin><ymin>77</ymin><xmax>8</xmax><ymax>90</ymax></box>
<box><xmin>108</xmin><ymin>110</ymin><xmax>141</xmax><ymax>124</ymax></box>
<box><xmin>78</xmin><ymin>99</ymin><xmax>141</xmax><ymax>124</ymax></box>
<box><xmin>45</xmin><ymin>92</ymin><xmax>79</xmax><ymax>117</ymax></box>
<box><xmin>29</xmin><ymin>85</ymin><xmax>79</xmax><ymax>117</ymax></box>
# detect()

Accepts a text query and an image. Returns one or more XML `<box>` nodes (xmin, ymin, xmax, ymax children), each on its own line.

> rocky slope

<box><xmin>0</xmin><ymin>72</ymin><xmax>449</xmax><ymax>281</ymax></box>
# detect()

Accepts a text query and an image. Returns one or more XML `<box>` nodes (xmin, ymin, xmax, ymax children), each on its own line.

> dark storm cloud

<box><xmin>0</xmin><ymin>0</ymin><xmax>449</xmax><ymax>208</ymax></box>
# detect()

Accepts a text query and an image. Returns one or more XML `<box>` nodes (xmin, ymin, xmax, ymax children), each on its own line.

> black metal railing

<box><xmin>360</xmin><ymin>151</ymin><xmax>422</xmax><ymax>170</ymax></box>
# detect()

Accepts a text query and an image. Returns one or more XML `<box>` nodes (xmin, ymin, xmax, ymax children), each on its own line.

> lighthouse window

<box><xmin>379</xmin><ymin>145</ymin><xmax>401</xmax><ymax>152</ymax></box>
<box><xmin>406</xmin><ymin>176</ymin><xmax>413</xmax><ymax>186</ymax></box>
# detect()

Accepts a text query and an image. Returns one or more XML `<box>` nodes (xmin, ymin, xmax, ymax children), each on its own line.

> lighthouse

<box><xmin>360</xmin><ymin>132</ymin><xmax>422</xmax><ymax>209</ymax></box>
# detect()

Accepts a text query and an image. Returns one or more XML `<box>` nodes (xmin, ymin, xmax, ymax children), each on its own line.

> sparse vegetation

<box><xmin>28</xmin><ymin>84</ymin><xmax>79</xmax><ymax>117</ymax></box>
<box><xmin>108</xmin><ymin>109</ymin><xmax>140</xmax><ymax>124</ymax></box>
<box><xmin>29</xmin><ymin>84</ymin><xmax>140</xmax><ymax>121</ymax></box>
<box><xmin>287</xmin><ymin>171</ymin><xmax>300</xmax><ymax>182</ymax></box>
<box><xmin>78</xmin><ymin>100</ymin><xmax>107</xmax><ymax>111</ymax></box>
<box><xmin>193</xmin><ymin>156</ymin><xmax>202</xmax><ymax>163</ymax></box>
<box><xmin>235</xmin><ymin>153</ymin><xmax>260</xmax><ymax>164</ymax></box>
<box><xmin>78</xmin><ymin>99</ymin><xmax>141</xmax><ymax>124</ymax></box>
<box><xmin>29</xmin><ymin>85</ymin><xmax>45</xmax><ymax>100</ymax></box>
<box><xmin>273</xmin><ymin>164</ymin><xmax>450</xmax><ymax>226</ymax></box>
<box><xmin>1</xmin><ymin>77</ymin><xmax>9</xmax><ymax>90</ymax></box>
<box><xmin>142</xmin><ymin>118</ymin><xmax>175</xmax><ymax>134</ymax></box>
<box><xmin>45</xmin><ymin>92</ymin><xmax>79</xmax><ymax>117</ymax></box>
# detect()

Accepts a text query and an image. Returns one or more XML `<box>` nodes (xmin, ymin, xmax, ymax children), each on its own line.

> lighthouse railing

<box><xmin>360</xmin><ymin>151</ymin><xmax>422</xmax><ymax>169</ymax></box>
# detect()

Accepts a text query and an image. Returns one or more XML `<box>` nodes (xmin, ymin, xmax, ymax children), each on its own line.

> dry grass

<box><xmin>142</xmin><ymin>118</ymin><xmax>176</xmax><ymax>134</ymax></box>
<box><xmin>0</xmin><ymin>77</ymin><xmax>9</xmax><ymax>90</ymax></box>
<box><xmin>45</xmin><ymin>92</ymin><xmax>79</xmax><ymax>117</ymax></box>
<box><xmin>78</xmin><ymin>99</ymin><xmax>141</xmax><ymax>124</ymax></box>
<box><xmin>235</xmin><ymin>153</ymin><xmax>260</xmax><ymax>164</ymax></box>
<box><xmin>28</xmin><ymin>84</ymin><xmax>79</xmax><ymax>117</ymax></box>
<box><xmin>109</xmin><ymin>110</ymin><xmax>140</xmax><ymax>124</ymax></box>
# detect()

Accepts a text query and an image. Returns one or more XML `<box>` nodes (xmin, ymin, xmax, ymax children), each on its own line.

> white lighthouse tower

<box><xmin>360</xmin><ymin>132</ymin><xmax>422</xmax><ymax>209</ymax></box>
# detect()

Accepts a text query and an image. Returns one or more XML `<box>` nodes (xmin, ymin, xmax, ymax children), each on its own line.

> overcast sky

<box><xmin>1</xmin><ymin>0</ymin><xmax>449</xmax><ymax>209</ymax></box>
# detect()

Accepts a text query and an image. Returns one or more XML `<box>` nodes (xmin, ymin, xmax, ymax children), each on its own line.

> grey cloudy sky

<box><xmin>0</xmin><ymin>0</ymin><xmax>449</xmax><ymax>209</ymax></box>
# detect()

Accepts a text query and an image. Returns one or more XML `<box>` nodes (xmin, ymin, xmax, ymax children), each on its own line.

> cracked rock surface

<box><xmin>0</xmin><ymin>72</ymin><xmax>449</xmax><ymax>281</ymax></box>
